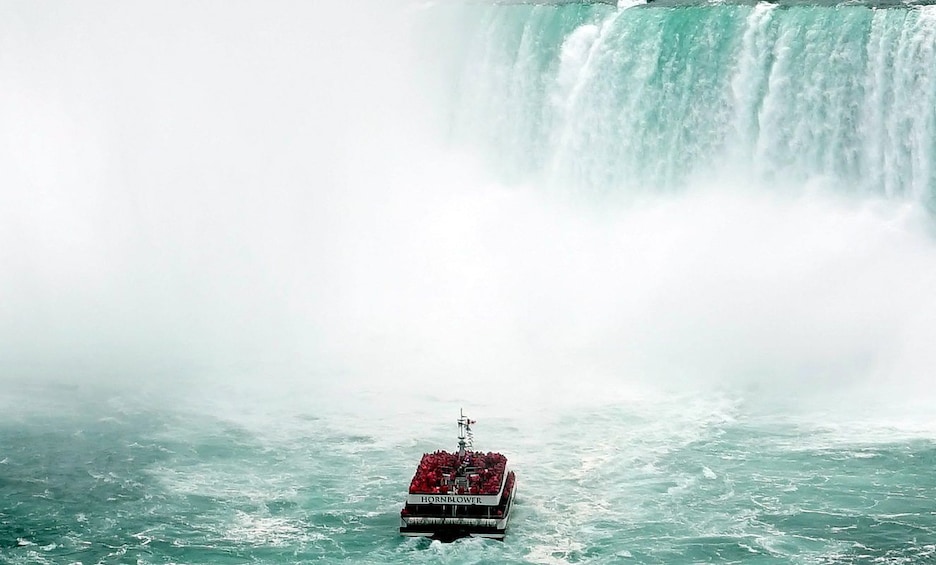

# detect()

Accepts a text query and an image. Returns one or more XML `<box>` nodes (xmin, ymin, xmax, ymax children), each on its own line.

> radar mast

<box><xmin>457</xmin><ymin>409</ymin><xmax>474</xmax><ymax>459</ymax></box>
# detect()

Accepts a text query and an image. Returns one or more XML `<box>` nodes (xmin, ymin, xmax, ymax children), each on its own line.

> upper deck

<box><xmin>409</xmin><ymin>450</ymin><xmax>508</xmax><ymax>494</ymax></box>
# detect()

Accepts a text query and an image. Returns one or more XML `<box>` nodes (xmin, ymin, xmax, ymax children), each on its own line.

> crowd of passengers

<box><xmin>408</xmin><ymin>450</ymin><xmax>508</xmax><ymax>494</ymax></box>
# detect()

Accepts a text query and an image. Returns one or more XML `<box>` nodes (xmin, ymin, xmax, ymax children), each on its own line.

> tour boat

<box><xmin>400</xmin><ymin>411</ymin><xmax>517</xmax><ymax>541</ymax></box>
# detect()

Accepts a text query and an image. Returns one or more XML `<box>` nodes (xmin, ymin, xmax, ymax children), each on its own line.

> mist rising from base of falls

<box><xmin>314</xmin><ymin>179</ymin><xmax>936</xmax><ymax>421</ymax></box>
<box><xmin>2</xmin><ymin>2</ymin><xmax>936</xmax><ymax>437</ymax></box>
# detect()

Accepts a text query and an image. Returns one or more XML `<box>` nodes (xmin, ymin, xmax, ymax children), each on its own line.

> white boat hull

<box><xmin>400</xmin><ymin>480</ymin><xmax>516</xmax><ymax>541</ymax></box>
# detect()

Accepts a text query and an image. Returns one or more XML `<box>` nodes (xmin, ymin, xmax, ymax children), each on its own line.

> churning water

<box><xmin>3</xmin><ymin>1</ymin><xmax>936</xmax><ymax>563</ymax></box>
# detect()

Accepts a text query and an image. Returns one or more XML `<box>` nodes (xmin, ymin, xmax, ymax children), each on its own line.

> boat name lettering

<box><xmin>419</xmin><ymin>495</ymin><xmax>484</xmax><ymax>505</ymax></box>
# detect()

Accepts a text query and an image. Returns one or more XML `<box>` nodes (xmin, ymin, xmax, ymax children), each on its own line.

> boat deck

<box><xmin>408</xmin><ymin>450</ymin><xmax>507</xmax><ymax>496</ymax></box>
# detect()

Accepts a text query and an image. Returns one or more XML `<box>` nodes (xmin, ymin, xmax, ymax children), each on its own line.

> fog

<box><xmin>3</xmin><ymin>1</ymin><xmax>936</xmax><ymax>430</ymax></box>
<box><xmin>0</xmin><ymin>0</ymin><xmax>429</xmax><ymax>380</ymax></box>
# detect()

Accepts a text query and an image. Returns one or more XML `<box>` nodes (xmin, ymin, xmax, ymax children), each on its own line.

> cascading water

<box><xmin>445</xmin><ymin>3</ymin><xmax>936</xmax><ymax>201</ymax></box>
<box><xmin>2</xmin><ymin>1</ymin><xmax>936</xmax><ymax>564</ymax></box>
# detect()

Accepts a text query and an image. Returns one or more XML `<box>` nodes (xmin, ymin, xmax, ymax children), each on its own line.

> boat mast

<box><xmin>457</xmin><ymin>408</ymin><xmax>474</xmax><ymax>459</ymax></box>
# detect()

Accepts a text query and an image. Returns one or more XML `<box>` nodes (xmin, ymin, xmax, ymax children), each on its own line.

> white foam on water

<box><xmin>224</xmin><ymin>511</ymin><xmax>311</xmax><ymax>547</ymax></box>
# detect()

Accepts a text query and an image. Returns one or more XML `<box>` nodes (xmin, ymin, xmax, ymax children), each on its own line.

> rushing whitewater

<box><xmin>2</xmin><ymin>1</ymin><xmax>936</xmax><ymax>564</ymax></box>
<box><xmin>445</xmin><ymin>3</ymin><xmax>936</xmax><ymax>200</ymax></box>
